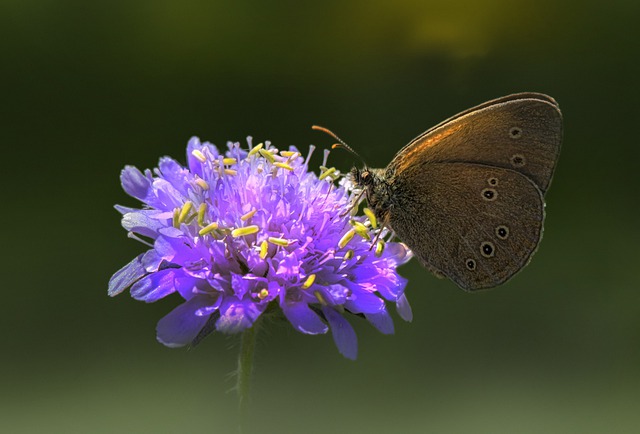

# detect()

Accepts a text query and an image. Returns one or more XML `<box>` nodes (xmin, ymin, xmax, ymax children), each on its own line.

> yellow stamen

<box><xmin>195</xmin><ymin>178</ymin><xmax>209</xmax><ymax>190</ymax></box>
<box><xmin>363</xmin><ymin>207</ymin><xmax>377</xmax><ymax>228</ymax></box>
<box><xmin>178</xmin><ymin>201</ymin><xmax>193</xmax><ymax>224</ymax></box>
<box><xmin>280</xmin><ymin>151</ymin><xmax>298</xmax><ymax>158</ymax></box>
<box><xmin>259</xmin><ymin>240</ymin><xmax>269</xmax><ymax>259</ymax></box>
<box><xmin>172</xmin><ymin>208</ymin><xmax>180</xmax><ymax>228</ymax></box>
<box><xmin>319</xmin><ymin>167</ymin><xmax>336</xmax><ymax>180</ymax></box>
<box><xmin>231</xmin><ymin>225</ymin><xmax>259</xmax><ymax>237</ymax></box>
<box><xmin>268</xmin><ymin>237</ymin><xmax>291</xmax><ymax>246</ymax></box>
<box><xmin>338</xmin><ymin>229</ymin><xmax>356</xmax><ymax>249</ymax></box>
<box><xmin>258</xmin><ymin>288</ymin><xmax>269</xmax><ymax>300</ymax></box>
<box><xmin>197</xmin><ymin>203</ymin><xmax>207</xmax><ymax>226</ymax></box>
<box><xmin>241</xmin><ymin>208</ymin><xmax>257</xmax><ymax>221</ymax></box>
<box><xmin>259</xmin><ymin>149</ymin><xmax>275</xmax><ymax>163</ymax></box>
<box><xmin>375</xmin><ymin>240</ymin><xmax>385</xmax><ymax>257</ymax></box>
<box><xmin>191</xmin><ymin>149</ymin><xmax>206</xmax><ymax>162</ymax></box>
<box><xmin>274</xmin><ymin>162</ymin><xmax>294</xmax><ymax>172</ymax></box>
<box><xmin>302</xmin><ymin>274</ymin><xmax>316</xmax><ymax>289</ymax></box>
<box><xmin>224</xmin><ymin>169</ymin><xmax>237</xmax><ymax>176</ymax></box>
<box><xmin>344</xmin><ymin>249</ymin><xmax>354</xmax><ymax>260</ymax></box>
<box><xmin>198</xmin><ymin>222</ymin><xmax>219</xmax><ymax>235</ymax></box>
<box><xmin>248</xmin><ymin>143</ymin><xmax>264</xmax><ymax>156</ymax></box>
<box><xmin>222</xmin><ymin>157</ymin><xmax>237</xmax><ymax>165</ymax></box>
<box><xmin>314</xmin><ymin>290</ymin><xmax>327</xmax><ymax>305</ymax></box>
<box><xmin>351</xmin><ymin>220</ymin><xmax>371</xmax><ymax>240</ymax></box>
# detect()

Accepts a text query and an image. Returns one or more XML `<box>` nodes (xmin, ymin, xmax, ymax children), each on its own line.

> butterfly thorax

<box><xmin>351</xmin><ymin>167</ymin><xmax>394</xmax><ymax>223</ymax></box>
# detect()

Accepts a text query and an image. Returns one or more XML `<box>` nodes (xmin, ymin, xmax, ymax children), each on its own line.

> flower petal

<box><xmin>365</xmin><ymin>310</ymin><xmax>395</xmax><ymax>335</ymax></box>
<box><xmin>120</xmin><ymin>166</ymin><xmax>151</xmax><ymax>202</ymax></box>
<box><xmin>156</xmin><ymin>295</ymin><xmax>217</xmax><ymax>347</ymax></box>
<box><xmin>322</xmin><ymin>306</ymin><xmax>357</xmax><ymax>360</ymax></box>
<box><xmin>130</xmin><ymin>269</ymin><xmax>177</xmax><ymax>302</ymax></box>
<box><xmin>108</xmin><ymin>253</ymin><xmax>147</xmax><ymax>296</ymax></box>
<box><xmin>396</xmin><ymin>293</ymin><xmax>413</xmax><ymax>322</ymax></box>
<box><xmin>215</xmin><ymin>297</ymin><xmax>263</xmax><ymax>334</ymax></box>
<box><xmin>282</xmin><ymin>302</ymin><xmax>328</xmax><ymax>335</ymax></box>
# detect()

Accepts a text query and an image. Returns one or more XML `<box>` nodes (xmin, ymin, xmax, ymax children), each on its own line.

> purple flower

<box><xmin>109</xmin><ymin>137</ymin><xmax>413</xmax><ymax>359</ymax></box>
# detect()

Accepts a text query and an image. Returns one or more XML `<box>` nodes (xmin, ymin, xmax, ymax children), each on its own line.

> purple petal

<box><xmin>322</xmin><ymin>306</ymin><xmax>357</xmax><ymax>360</ymax></box>
<box><xmin>156</xmin><ymin>295</ymin><xmax>217</xmax><ymax>347</ymax></box>
<box><xmin>120</xmin><ymin>166</ymin><xmax>151</xmax><ymax>201</ymax></box>
<box><xmin>121</xmin><ymin>212</ymin><xmax>167</xmax><ymax>238</ymax></box>
<box><xmin>215</xmin><ymin>297</ymin><xmax>263</xmax><ymax>334</ymax></box>
<box><xmin>396</xmin><ymin>293</ymin><xmax>413</xmax><ymax>322</ymax></box>
<box><xmin>344</xmin><ymin>287</ymin><xmax>384</xmax><ymax>314</ymax></box>
<box><xmin>282</xmin><ymin>302</ymin><xmax>328</xmax><ymax>335</ymax></box>
<box><xmin>108</xmin><ymin>253</ymin><xmax>147</xmax><ymax>296</ymax></box>
<box><xmin>130</xmin><ymin>269</ymin><xmax>177</xmax><ymax>302</ymax></box>
<box><xmin>365</xmin><ymin>310</ymin><xmax>395</xmax><ymax>335</ymax></box>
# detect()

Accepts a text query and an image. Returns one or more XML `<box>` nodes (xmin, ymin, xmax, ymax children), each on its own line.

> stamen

<box><xmin>363</xmin><ymin>208</ymin><xmax>377</xmax><ymax>228</ymax></box>
<box><xmin>191</xmin><ymin>149</ymin><xmax>206</xmax><ymax>162</ymax></box>
<box><xmin>314</xmin><ymin>290</ymin><xmax>327</xmax><ymax>305</ymax></box>
<box><xmin>259</xmin><ymin>149</ymin><xmax>275</xmax><ymax>163</ymax></box>
<box><xmin>127</xmin><ymin>232</ymin><xmax>154</xmax><ymax>248</ymax></box>
<box><xmin>241</xmin><ymin>208</ymin><xmax>257</xmax><ymax>221</ymax></box>
<box><xmin>350</xmin><ymin>220</ymin><xmax>371</xmax><ymax>241</ymax></box>
<box><xmin>375</xmin><ymin>240</ymin><xmax>385</xmax><ymax>257</ymax></box>
<box><xmin>344</xmin><ymin>249</ymin><xmax>354</xmax><ymax>260</ymax></box>
<box><xmin>319</xmin><ymin>167</ymin><xmax>336</xmax><ymax>180</ymax></box>
<box><xmin>338</xmin><ymin>229</ymin><xmax>356</xmax><ymax>249</ymax></box>
<box><xmin>222</xmin><ymin>157</ymin><xmax>237</xmax><ymax>165</ymax></box>
<box><xmin>195</xmin><ymin>178</ymin><xmax>209</xmax><ymax>190</ymax></box>
<box><xmin>259</xmin><ymin>240</ymin><xmax>269</xmax><ymax>259</ymax></box>
<box><xmin>258</xmin><ymin>288</ymin><xmax>269</xmax><ymax>300</ymax></box>
<box><xmin>268</xmin><ymin>237</ymin><xmax>291</xmax><ymax>246</ymax></box>
<box><xmin>232</xmin><ymin>225</ymin><xmax>259</xmax><ymax>237</ymax></box>
<box><xmin>302</xmin><ymin>274</ymin><xmax>316</xmax><ymax>289</ymax></box>
<box><xmin>197</xmin><ymin>203</ymin><xmax>207</xmax><ymax>226</ymax></box>
<box><xmin>280</xmin><ymin>150</ymin><xmax>298</xmax><ymax>158</ymax></box>
<box><xmin>172</xmin><ymin>208</ymin><xmax>180</xmax><ymax>228</ymax></box>
<box><xmin>274</xmin><ymin>162</ymin><xmax>294</xmax><ymax>171</ymax></box>
<box><xmin>198</xmin><ymin>222</ymin><xmax>219</xmax><ymax>235</ymax></box>
<box><xmin>178</xmin><ymin>201</ymin><xmax>193</xmax><ymax>224</ymax></box>
<box><xmin>248</xmin><ymin>143</ymin><xmax>264</xmax><ymax>156</ymax></box>
<box><xmin>224</xmin><ymin>169</ymin><xmax>238</xmax><ymax>176</ymax></box>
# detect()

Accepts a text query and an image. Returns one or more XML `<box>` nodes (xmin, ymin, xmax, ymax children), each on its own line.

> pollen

<box><xmin>344</xmin><ymin>249</ymin><xmax>354</xmax><ymax>260</ymax></box>
<box><xmin>172</xmin><ymin>207</ymin><xmax>180</xmax><ymax>228</ymax></box>
<box><xmin>259</xmin><ymin>240</ymin><xmax>269</xmax><ymax>259</ymax></box>
<box><xmin>259</xmin><ymin>149</ymin><xmax>275</xmax><ymax>163</ymax></box>
<box><xmin>222</xmin><ymin>157</ymin><xmax>237</xmax><ymax>165</ymax></box>
<box><xmin>375</xmin><ymin>240</ymin><xmax>385</xmax><ymax>257</ymax></box>
<box><xmin>268</xmin><ymin>237</ymin><xmax>291</xmax><ymax>246</ymax></box>
<box><xmin>197</xmin><ymin>203</ymin><xmax>207</xmax><ymax>226</ymax></box>
<box><xmin>338</xmin><ymin>229</ymin><xmax>356</xmax><ymax>249</ymax></box>
<box><xmin>249</xmin><ymin>142</ymin><xmax>264</xmax><ymax>156</ymax></box>
<box><xmin>198</xmin><ymin>222</ymin><xmax>219</xmax><ymax>235</ymax></box>
<box><xmin>258</xmin><ymin>288</ymin><xmax>269</xmax><ymax>300</ymax></box>
<box><xmin>191</xmin><ymin>149</ymin><xmax>206</xmax><ymax>162</ymax></box>
<box><xmin>319</xmin><ymin>167</ymin><xmax>336</xmax><ymax>180</ymax></box>
<box><xmin>231</xmin><ymin>225</ymin><xmax>259</xmax><ymax>237</ymax></box>
<box><xmin>350</xmin><ymin>220</ymin><xmax>371</xmax><ymax>241</ymax></box>
<box><xmin>274</xmin><ymin>162</ymin><xmax>294</xmax><ymax>171</ymax></box>
<box><xmin>363</xmin><ymin>208</ymin><xmax>377</xmax><ymax>228</ymax></box>
<box><xmin>280</xmin><ymin>150</ymin><xmax>299</xmax><ymax>158</ymax></box>
<box><xmin>178</xmin><ymin>201</ymin><xmax>193</xmax><ymax>224</ymax></box>
<box><xmin>224</xmin><ymin>169</ymin><xmax>238</xmax><ymax>176</ymax></box>
<box><xmin>302</xmin><ymin>274</ymin><xmax>316</xmax><ymax>289</ymax></box>
<box><xmin>195</xmin><ymin>178</ymin><xmax>209</xmax><ymax>190</ymax></box>
<box><xmin>241</xmin><ymin>208</ymin><xmax>257</xmax><ymax>221</ymax></box>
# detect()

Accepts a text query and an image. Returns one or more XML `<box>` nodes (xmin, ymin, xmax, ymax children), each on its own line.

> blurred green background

<box><xmin>2</xmin><ymin>0</ymin><xmax>639</xmax><ymax>433</ymax></box>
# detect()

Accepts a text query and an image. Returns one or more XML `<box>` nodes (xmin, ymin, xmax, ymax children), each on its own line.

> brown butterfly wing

<box><xmin>387</xmin><ymin>163</ymin><xmax>545</xmax><ymax>291</ymax></box>
<box><xmin>388</xmin><ymin>94</ymin><xmax>562</xmax><ymax>194</ymax></box>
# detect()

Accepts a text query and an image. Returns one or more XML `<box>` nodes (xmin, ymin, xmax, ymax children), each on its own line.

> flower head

<box><xmin>109</xmin><ymin>137</ymin><xmax>412</xmax><ymax>359</ymax></box>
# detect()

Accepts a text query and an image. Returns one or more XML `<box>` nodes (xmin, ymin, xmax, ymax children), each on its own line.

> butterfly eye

<box><xmin>481</xmin><ymin>188</ymin><xmax>498</xmax><ymax>201</ymax></box>
<box><xmin>465</xmin><ymin>259</ymin><xmax>476</xmax><ymax>271</ymax></box>
<box><xmin>480</xmin><ymin>241</ymin><xmax>495</xmax><ymax>258</ymax></box>
<box><xmin>509</xmin><ymin>126</ymin><xmax>523</xmax><ymax>139</ymax></box>
<box><xmin>495</xmin><ymin>225</ymin><xmax>509</xmax><ymax>240</ymax></box>
<box><xmin>510</xmin><ymin>154</ymin><xmax>526</xmax><ymax>168</ymax></box>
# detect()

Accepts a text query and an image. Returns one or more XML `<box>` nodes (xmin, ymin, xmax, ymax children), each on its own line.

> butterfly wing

<box><xmin>388</xmin><ymin>162</ymin><xmax>545</xmax><ymax>291</ymax></box>
<box><xmin>388</xmin><ymin>93</ymin><xmax>562</xmax><ymax>194</ymax></box>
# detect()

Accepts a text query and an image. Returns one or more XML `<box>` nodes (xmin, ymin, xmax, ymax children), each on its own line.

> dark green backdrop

<box><xmin>3</xmin><ymin>1</ymin><xmax>639</xmax><ymax>433</ymax></box>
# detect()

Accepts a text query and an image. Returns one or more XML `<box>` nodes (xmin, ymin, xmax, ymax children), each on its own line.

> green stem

<box><xmin>237</xmin><ymin>320</ymin><xmax>260</xmax><ymax>433</ymax></box>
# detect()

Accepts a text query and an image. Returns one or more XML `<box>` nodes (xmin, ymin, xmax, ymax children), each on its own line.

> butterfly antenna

<box><xmin>311</xmin><ymin>125</ymin><xmax>366</xmax><ymax>166</ymax></box>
